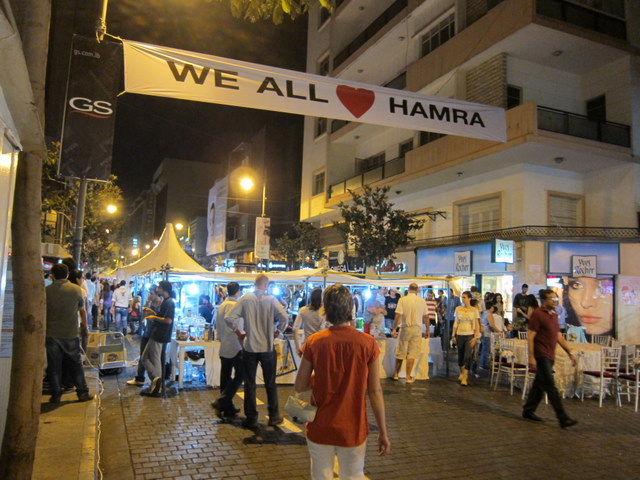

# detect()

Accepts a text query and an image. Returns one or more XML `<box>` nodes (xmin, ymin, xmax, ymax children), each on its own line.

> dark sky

<box><xmin>46</xmin><ymin>0</ymin><xmax>308</xmax><ymax>200</ymax></box>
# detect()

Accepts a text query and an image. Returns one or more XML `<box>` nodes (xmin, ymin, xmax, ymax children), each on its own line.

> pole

<box><xmin>73</xmin><ymin>178</ymin><xmax>88</xmax><ymax>268</ymax></box>
<box><xmin>96</xmin><ymin>0</ymin><xmax>109</xmax><ymax>41</ymax></box>
<box><xmin>261</xmin><ymin>180</ymin><xmax>266</xmax><ymax>217</ymax></box>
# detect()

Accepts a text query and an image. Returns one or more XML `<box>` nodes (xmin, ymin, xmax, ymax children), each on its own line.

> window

<box><xmin>315</xmin><ymin>117</ymin><xmax>327</xmax><ymax>138</ymax></box>
<box><xmin>410</xmin><ymin>212</ymin><xmax>433</xmax><ymax>241</ymax></box>
<box><xmin>317</xmin><ymin>55</ymin><xmax>329</xmax><ymax>76</ymax></box>
<box><xmin>548</xmin><ymin>192</ymin><xmax>584</xmax><ymax>227</ymax></box>
<box><xmin>312</xmin><ymin>171</ymin><xmax>325</xmax><ymax>197</ymax></box>
<box><xmin>455</xmin><ymin>195</ymin><xmax>501</xmax><ymax>235</ymax></box>
<box><xmin>507</xmin><ymin>85</ymin><xmax>522</xmax><ymax>109</ymax></box>
<box><xmin>421</xmin><ymin>13</ymin><xmax>455</xmax><ymax>58</ymax></box>
<box><xmin>419</xmin><ymin>131</ymin><xmax>445</xmax><ymax>146</ymax></box>
<box><xmin>356</xmin><ymin>152</ymin><xmax>385</xmax><ymax>174</ymax></box>
<box><xmin>319</xmin><ymin>7</ymin><xmax>330</xmax><ymax>28</ymax></box>
<box><xmin>385</xmin><ymin>72</ymin><xmax>406</xmax><ymax>90</ymax></box>
<box><xmin>399</xmin><ymin>139</ymin><xmax>413</xmax><ymax>158</ymax></box>
<box><xmin>586</xmin><ymin>95</ymin><xmax>606</xmax><ymax>121</ymax></box>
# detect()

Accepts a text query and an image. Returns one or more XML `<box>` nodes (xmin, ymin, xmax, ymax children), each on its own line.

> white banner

<box><xmin>255</xmin><ymin>217</ymin><xmax>271</xmax><ymax>260</ymax></box>
<box><xmin>122</xmin><ymin>40</ymin><xmax>506</xmax><ymax>142</ymax></box>
<box><xmin>206</xmin><ymin>178</ymin><xmax>228</xmax><ymax>256</ymax></box>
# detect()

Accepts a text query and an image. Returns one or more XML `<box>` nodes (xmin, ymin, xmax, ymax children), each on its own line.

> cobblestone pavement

<box><xmin>100</xmin><ymin>356</ymin><xmax>640</xmax><ymax>480</ymax></box>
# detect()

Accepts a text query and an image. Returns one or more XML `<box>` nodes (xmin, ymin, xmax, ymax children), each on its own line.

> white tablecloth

<box><xmin>377</xmin><ymin>337</ymin><xmax>444</xmax><ymax>380</ymax></box>
<box><xmin>511</xmin><ymin>339</ymin><xmax>602</xmax><ymax>397</ymax></box>
<box><xmin>169</xmin><ymin>338</ymin><xmax>301</xmax><ymax>389</ymax></box>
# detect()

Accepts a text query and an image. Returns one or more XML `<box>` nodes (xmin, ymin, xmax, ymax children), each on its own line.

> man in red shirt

<box><xmin>522</xmin><ymin>289</ymin><xmax>578</xmax><ymax>428</ymax></box>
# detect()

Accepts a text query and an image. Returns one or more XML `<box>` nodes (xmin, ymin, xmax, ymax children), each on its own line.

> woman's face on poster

<box><xmin>567</xmin><ymin>277</ymin><xmax>613</xmax><ymax>335</ymax></box>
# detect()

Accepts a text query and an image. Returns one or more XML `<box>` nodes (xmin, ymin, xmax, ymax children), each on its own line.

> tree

<box><xmin>275</xmin><ymin>221</ymin><xmax>324</xmax><ymax>269</ymax></box>
<box><xmin>42</xmin><ymin>143</ymin><xmax>124</xmax><ymax>270</ymax></box>
<box><xmin>217</xmin><ymin>0</ymin><xmax>333</xmax><ymax>23</ymax></box>
<box><xmin>335</xmin><ymin>185</ymin><xmax>424</xmax><ymax>272</ymax></box>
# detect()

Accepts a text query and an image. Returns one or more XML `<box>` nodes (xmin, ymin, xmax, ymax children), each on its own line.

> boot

<box><xmin>458</xmin><ymin>369</ymin><xmax>464</xmax><ymax>382</ymax></box>
<box><xmin>460</xmin><ymin>368</ymin><xmax>469</xmax><ymax>386</ymax></box>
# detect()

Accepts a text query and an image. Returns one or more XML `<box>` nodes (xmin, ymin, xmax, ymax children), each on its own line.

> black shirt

<box><xmin>385</xmin><ymin>295</ymin><xmax>398</xmax><ymax>320</ymax></box>
<box><xmin>151</xmin><ymin>296</ymin><xmax>175</xmax><ymax>343</ymax></box>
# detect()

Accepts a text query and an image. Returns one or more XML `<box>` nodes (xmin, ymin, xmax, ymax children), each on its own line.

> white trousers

<box><xmin>307</xmin><ymin>438</ymin><xmax>367</xmax><ymax>480</ymax></box>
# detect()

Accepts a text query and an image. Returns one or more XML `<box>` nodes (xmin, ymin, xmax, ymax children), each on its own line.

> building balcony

<box><xmin>324</xmin><ymin>101</ymin><xmax>632</xmax><ymax>208</ymax></box>
<box><xmin>413</xmin><ymin>225</ymin><xmax>639</xmax><ymax>249</ymax></box>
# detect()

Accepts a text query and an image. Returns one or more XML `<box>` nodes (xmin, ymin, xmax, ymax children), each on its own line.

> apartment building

<box><xmin>301</xmin><ymin>0</ymin><xmax>640</xmax><ymax>341</ymax></box>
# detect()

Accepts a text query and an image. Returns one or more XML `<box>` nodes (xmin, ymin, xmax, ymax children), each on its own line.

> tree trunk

<box><xmin>0</xmin><ymin>1</ymin><xmax>51</xmax><ymax>478</ymax></box>
<box><xmin>0</xmin><ymin>151</ymin><xmax>46</xmax><ymax>480</ymax></box>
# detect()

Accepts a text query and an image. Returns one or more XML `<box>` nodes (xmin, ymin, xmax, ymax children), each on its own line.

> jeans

<box><xmin>46</xmin><ymin>337</ymin><xmax>89</xmax><ymax>397</ymax></box>
<box><xmin>135</xmin><ymin>336</ymin><xmax>150</xmax><ymax>382</ymax></box>
<box><xmin>479</xmin><ymin>335</ymin><xmax>491</xmax><ymax>369</ymax></box>
<box><xmin>242</xmin><ymin>350</ymin><xmax>278</xmax><ymax>421</ymax></box>
<box><xmin>456</xmin><ymin>334</ymin><xmax>474</xmax><ymax>370</ymax></box>
<box><xmin>91</xmin><ymin>304</ymin><xmax>99</xmax><ymax>330</ymax></box>
<box><xmin>114</xmin><ymin>306</ymin><xmax>128</xmax><ymax>333</ymax></box>
<box><xmin>141</xmin><ymin>338</ymin><xmax>165</xmax><ymax>381</ymax></box>
<box><xmin>307</xmin><ymin>438</ymin><xmax>366</xmax><ymax>480</ymax></box>
<box><xmin>523</xmin><ymin>357</ymin><xmax>569</xmax><ymax>421</ymax></box>
<box><xmin>218</xmin><ymin>352</ymin><xmax>244</xmax><ymax>413</ymax></box>
<box><xmin>103</xmin><ymin>306</ymin><xmax>112</xmax><ymax>330</ymax></box>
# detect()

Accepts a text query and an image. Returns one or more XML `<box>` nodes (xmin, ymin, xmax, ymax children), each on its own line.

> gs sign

<box><xmin>69</xmin><ymin>97</ymin><xmax>113</xmax><ymax>117</ymax></box>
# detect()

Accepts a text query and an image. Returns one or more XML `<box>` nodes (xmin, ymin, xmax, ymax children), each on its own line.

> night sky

<box><xmin>46</xmin><ymin>0</ymin><xmax>308</xmax><ymax>200</ymax></box>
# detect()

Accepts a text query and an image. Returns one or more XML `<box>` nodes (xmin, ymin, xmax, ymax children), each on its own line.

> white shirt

<box><xmin>113</xmin><ymin>285</ymin><xmax>132</xmax><ymax>308</ymax></box>
<box><xmin>216</xmin><ymin>298</ymin><xmax>243</xmax><ymax>358</ymax></box>
<box><xmin>395</xmin><ymin>292</ymin><xmax>427</xmax><ymax>327</ymax></box>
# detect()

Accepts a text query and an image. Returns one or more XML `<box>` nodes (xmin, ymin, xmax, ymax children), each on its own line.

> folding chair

<box><xmin>591</xmin><ymin>335</ymin><xmax>612</xmax><ymax>347</ymax></box>
<box><xmin>581</xmin><ymin>346</ymin><xmax>621</xmax><ymax>407</ymax></box>
<box><xmin>493</xmin><ymin>338</ymin><xmax>527</xmax><ymax>395</ymax></box>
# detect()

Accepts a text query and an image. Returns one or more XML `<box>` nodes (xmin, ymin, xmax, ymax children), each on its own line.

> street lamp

<box><xmin>239</xmin><ymin>174</ymin><xmax>266</xmax><ymax>218</ymax></box>
<box><xmin>106</xmin><ymin>204</ymin><xmax>117</xmax><ymax>214</ymax></box>
<box><xmin>175</xmin><ymin>223</ymin><xmax>184</xmax><ymax>231</ymax></box>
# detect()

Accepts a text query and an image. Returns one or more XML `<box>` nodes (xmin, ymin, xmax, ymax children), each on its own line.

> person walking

<box><xmin>140</xmin><ymin>280</ymin><xmax>175</xmax><ymax>397</ymax></box>
<box><xmin>45</xmin><ymin>263</ymin><xmax>94</xmax><ymax>404</ymax></box>
<box><xmin>126</xmin><ymin>284</ymin><xmax>162</xmax><ymax>387</ymax></box>
<box><xmin>112</xmin><ymin>280</ymin><xmax>132</xmax><ymax>335</ymax></box>
<box><xmin>391</xmin><ymin>283</ymin><xmax>428</xmax><ymax>383</ymax></box>
<box><xmin>212</xmin><ymin>282</ymin><xmax>244</xmax><ymax>419</ymax></box>
<box><xmin>522</xmin><ymin>289</ymin><xmax>578</xmax><ymax>428</ymax></box>
<box><xmin>226</xmin><ymin>274</ymin><xmax>289</xmax><ymax>428</ymax></box>
<box><xmin>293</xmin><ymin>287</ymin><xmax>326</xmax><ymax>357</ymax></box>
<box><xmin>452</xmin><ymin>291</ymin><xmax>480</xmax><ymax>386</ymax></box>
<box><xmin>294</xmin><ymin>284</ymin><xmax>390</xmax><ymax>480</ymax></box>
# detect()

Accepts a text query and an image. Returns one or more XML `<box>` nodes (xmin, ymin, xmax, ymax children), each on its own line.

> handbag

<box><xmin>285</xmin><ymin>393</ymin><xmax>317</xmax><ymax>423</ymax></box>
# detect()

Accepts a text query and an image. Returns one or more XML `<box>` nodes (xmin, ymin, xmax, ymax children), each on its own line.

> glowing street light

<box><xmin>239</xmin><ymin>176</ymin><xmax>255</xmax><ymax>191</ymax></box>
<box><xmin>131</xmin><ymin>248</ymin><xmax>139</xmax><ymax>256</ymax></box>
<box><xmin>106</xmin><ymin>204</ymin><xmax>117</xmax><ymax>214</ymax></box>
<box><xmin>175</xmin><ymin>223</ymin><xmax>184</xmax><ymax>231</ymax></box>
<box><xmin>145</xmin><ymin>244</ymin><xmax>151</xmax><ymax>250</ymax></box>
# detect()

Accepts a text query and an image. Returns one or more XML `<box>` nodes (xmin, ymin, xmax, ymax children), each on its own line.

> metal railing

<box><xmin>537</xmin><ymin>106</ymin><xmax>630</xmax><ymax>147</ymax></box>
<box><xmin>328</xmin><ymin>157</ymin><xmax>405</xmax><ymax>200</ymax></box>
<box><xmin>412</xmin><ymin>225</ymin><xmax>639</xmax><ymax>249</ymax></box>
<box><xmin>333</xmin><ymin>0</ymin><xmax>407</xmax><ymax>69</ymax></box>
<box><xmin>536</xmin><ymin>0</ymin><xmax>626</xmax><ymax>40</ymax></box>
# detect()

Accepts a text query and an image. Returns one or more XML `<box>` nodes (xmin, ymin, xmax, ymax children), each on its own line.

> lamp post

<box><xmin>239</xmin><ymin>170</ymin><xmax>269</xmax><ymax>271</ymax></box>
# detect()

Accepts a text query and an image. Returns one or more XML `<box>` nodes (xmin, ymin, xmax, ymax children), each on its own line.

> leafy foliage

<box><xmin>335</xmin><ymin>186</ymin><xmax>424</xmax><ymax>271</ymax></box>
<box><xmin>42</xmin><ymin>143</ymin><xmax>124</xmax><ymax>270</ymax></box>
<box><xmin>275</xmin><ymin>221</ymin><xmax>325</xmax><ymax>269</ymax></box>
<box><xmin>218</xmin><ymin>0</ymin><xmax>332</xmax><ymax>23</ymax></box>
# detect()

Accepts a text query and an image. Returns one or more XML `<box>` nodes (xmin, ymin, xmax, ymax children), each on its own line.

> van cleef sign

<box><xmin>454</xmin><ymin>251</ymin><xmax>472</xmax><ymax>276</ymax></box>
<box><xmin>122</xmin><ymin>40</ymin><xmax>506</xmax><ymax>142</ymax></box>
<box><xmin>572</xmin><ymin>255</ymin><xmax>597</xmax><ymax>278</ymax></box>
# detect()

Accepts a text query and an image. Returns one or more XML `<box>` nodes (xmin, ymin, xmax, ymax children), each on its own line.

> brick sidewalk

<box><xmin>101</xmin><ymin>366</ymin><xmax>640</xmax><ymax>480</ymax></box>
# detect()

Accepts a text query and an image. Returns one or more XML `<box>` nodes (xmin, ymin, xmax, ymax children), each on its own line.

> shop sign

<box><xmin>328</xmin><ymin>251</ymin><xmax>365</xmax><ymax>274</ymax></box>
<box><xmin>454</xmin><ymin>251</ymin><xmax>472</xmax><ymax>276</ymax></box>
<box><xmin>492</xmin><ymin>239</ymin><xmax>514</xmax><ymax>264</ymax></box>
<box><xmin>572</xmin><ymin>255</ymin><xmax>596</xmax><ymax>278</ymax></box>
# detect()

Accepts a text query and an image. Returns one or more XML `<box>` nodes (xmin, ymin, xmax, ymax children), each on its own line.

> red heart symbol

<box><xmin>336</xmin><ymin>85</ymin><xmax>375</xmax><ymax>119</ymax></box>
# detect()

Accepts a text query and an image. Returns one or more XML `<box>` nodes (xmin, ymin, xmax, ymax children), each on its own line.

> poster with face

<box><xmin>561</xmin><ymin>276</ymin><xmax>614</xmax><ymax>336</ymax></box>
<box><xmin>206</xmin><ymin>178</ymin><xmax>227</xmax><ymax>256</ymax></box>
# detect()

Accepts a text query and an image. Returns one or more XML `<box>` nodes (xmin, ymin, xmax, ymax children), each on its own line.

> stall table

<box><xmin>378</xmin><ymin>337</ymin><xmax>444</xmax><ymax>380</ymax></box>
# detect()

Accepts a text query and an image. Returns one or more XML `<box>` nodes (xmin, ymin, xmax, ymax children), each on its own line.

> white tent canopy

<box><xmin>116</xmin><ymin>223</ymin><xmax>209</xmax><ymax>280</ymax></box>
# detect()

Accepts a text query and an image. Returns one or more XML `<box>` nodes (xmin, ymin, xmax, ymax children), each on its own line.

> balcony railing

<box><xmin>413</xmin><ymin>225</ymin><xmax>639</xmax><ymax>249</ymax></box>
<box><xmin>537</xmin><ymin>0</ymin><xmax>626</xmax><ymax>40</ymax></box>
<box><xmin>328</xmin><ymin>156</ymin><xmax>405</xmax><ymax>200</ymax></box>
<box><xmin>537</xmin><ymin>106</ymin><xmax>631</xmax><ymax>147</ymax></box>
<box><xmin>333</xmin><ymin>0</ymin><xmax>407</xmax><ymax>69</ymax></box>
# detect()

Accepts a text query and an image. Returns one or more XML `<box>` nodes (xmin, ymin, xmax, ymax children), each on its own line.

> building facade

<box><xmin>301</xmin><ymin>0</ymin><xmax>640</xmax><ymax>341</ymax></box>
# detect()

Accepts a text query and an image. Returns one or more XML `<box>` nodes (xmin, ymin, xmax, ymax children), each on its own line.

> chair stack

<box><xmin>581</xmin><ymin>346</ymin><xmax>622</xmax><ymax>407</ymax></box>
<box><xmin>591</xmin><ymin>335</ymin><xmax>613</xmax><ymax>347</ymax></box>
<box><xmin>618</xmin><ymin>344</ymin><xmax>640</xmax><ymax>412</ymax></box>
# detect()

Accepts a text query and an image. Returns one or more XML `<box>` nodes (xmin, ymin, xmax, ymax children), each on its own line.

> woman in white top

<box><xmin>452</xmin><ymin>291</ymin><xmax>480</xmax><ymax>386</ymax></box>
<box><xmin>293</xmin><ymin>287</ymin><xmax>326</xmax><ymax>356</ymax></box>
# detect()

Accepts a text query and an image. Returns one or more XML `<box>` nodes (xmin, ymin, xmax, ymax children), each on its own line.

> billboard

<box><xmin>206</xmin><ymin>178</ymin><xmax>227</xmax><ymax>256</ymax></box>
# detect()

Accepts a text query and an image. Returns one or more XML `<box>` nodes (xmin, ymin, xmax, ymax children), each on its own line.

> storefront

<box><xmin>416</xmin><ymin>242</ymin><xmax>515</xmax><ymax>317</ymax></box>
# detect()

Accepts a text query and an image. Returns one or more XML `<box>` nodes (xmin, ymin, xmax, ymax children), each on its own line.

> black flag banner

<box><xmin>59</xmin><ymin>35</ymin><xmax>122</xmax><ymax>180</ymax></box>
